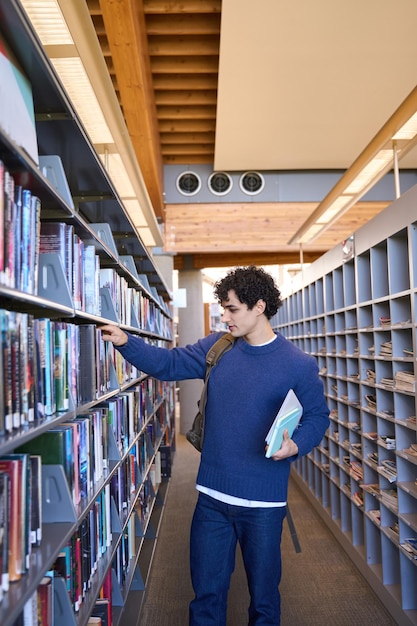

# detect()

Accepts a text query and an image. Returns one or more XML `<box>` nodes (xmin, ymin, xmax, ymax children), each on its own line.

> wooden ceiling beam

<box><xmin>174</xmin><ymin>251</ymin><xmax>323</xmax><ymax>271</ymax></box>
<box><xmin>164</xmin><ymin>154</ymin><xmax>214</xmax><ymax>164</ymax></box>
<box><xmin>98</xmin><ymin>0</ymin><xmax>164</xmax><ymax>220</ymax></box>
<box><xmin>87</xmin><ymin>0</ymin><xmax>101</xmax><ymax>15</ymax></box>
<box><xmin>148</xmin><ymin>35</ymin><xmax>220</xmax><ymax>56</ymax></box>
<box><xmin>89</xmin><ymin>16</ymin><xmax>106</xmax><ymax>36</ymax></box>
<box><xmin>143</xmin><ymin>0</ymin><xmax>221</xmax><ymax>14</ymax></box>
<box><xmin>151</xmin><ymin>56</ymin><xmax>219</xmax><ymax>73</ymax></box>
<box><xmin>162</xmin><ymin>144</ymin><xmax>214</xmax><ymax>155</ymax></box>
<box><xmin>160</xmin><ymin>132</ymin><xmax>215</xmax><ymax>144</ymax></box>
<box><xmin>146</xmin><ymin>14</ymin><xmax>221</xmax><ymax>35</ymax></box>
<box><xmin>157</xmin><ymin>105</ymin><xmax>216</xmax><ymax>119</ymax></box>
<box><xmin>153</xmin><ymin>74</ymin><xmax>218</xmax><ymax>90</ymax></box>
<box><xmin>159</xmin><ymin>119</ymin><xmax>216</xmax><ymax>132</ymax></box>
<box><xmin>155</xmin><ymin>90</ymin><xmax>217</xmax><ymax>105</ymax></box>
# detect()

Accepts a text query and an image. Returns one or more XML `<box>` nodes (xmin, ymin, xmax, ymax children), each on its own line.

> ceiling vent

<box><xmin>208</xmin><ymin>171</ymin><xmax>233</xmax><ymax>196</ymax></box>
<box><xmin>176</xmin><ymin>171</ymin><xmax>201</xmax><ymax>196</ymax></box>
<box><xmin>239</xmin><ymin>171</ymin><xmax>265</xmax><ymax>195</ymax></box>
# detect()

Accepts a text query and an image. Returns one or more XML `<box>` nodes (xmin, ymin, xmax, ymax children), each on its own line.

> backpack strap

<box><xmin>198</xmin><ymin>332</ymin><xmax>235</xmax><ymax>421</ymax></box>
<box><xmin>187</xmin><ymin>333</ymin><xmax>236</xmax><ymax>452</ymax></box>
<box><xmin>205</xmin><ymin>332</ymin><xmax>235</xmax><ymax>367</ymax></box>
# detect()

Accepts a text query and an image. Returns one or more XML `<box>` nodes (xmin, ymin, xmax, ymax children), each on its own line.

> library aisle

<box><xmin>140</xmin><ymin>434</ymin><xmax>398</xmax><ymax>626</ymax></box>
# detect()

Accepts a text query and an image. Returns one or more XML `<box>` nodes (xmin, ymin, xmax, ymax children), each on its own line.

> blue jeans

<box><xmin>189</xmin><ymin>492</ymin><xmax>286</xmax><ymax>625</ymax></box>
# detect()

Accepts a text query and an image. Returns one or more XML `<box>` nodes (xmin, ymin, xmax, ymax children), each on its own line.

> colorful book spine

<box><xmin>0</xmin><ymin>458</ymin><xmax>22</xmax><ymax>581</ymax></box>
<box><xmin>13</xmin><ymin>184</ymin><xmax>22</xmax><ymax>291</ymax></box>
<box><xmin>0</xmin><ymin>161</ymin><xmax>4</xmax><ymax>282</ymax></box>
<box><xmin>54</xmin><ymin>322</ymin><xmax>69</xmax><ymax>413</ymax></box>
<box><xmin>74</xmin><ymin>416</ymin><xmax>91</xmax><ymax>496</ymax></box>
<box><xmin>83</xmin><ymin>244</ymin><xmax>99</xmax><ymax>315</ymax></box>
<box><xmin>0</xmin><ymin>471</ymin><xmax>9</xmax><ymax>593</ymax></box>
<box><xmin>39</xmin><ymin>222</ymin><xmax>68</xmax><ymax>280</ymax></box>
<box><xmin>10</xmin><ymin>312</ymin><xmax>22</xmax><ymax>429</ymax></box>
<box><xmin>72</xmin><ymin>233</ymin><xmax>83</xmax><ymax>310</ymax></box>
<box><xmin>30</xmin><ymin>195</ymin><xmax>41</xmax><ymax>297</ymax></box>
<box><xmin>37</xmin><ymin>575</ymin><xmax>53</xmax><ymax>626</ymax></box>
<box><xmin>29</xmin><ymin>455</ymin><xmax>42</xmax><ymax>546</ymax></box>
<box><xmin>17</xmin><ymin>427</ymin><xmax>75</xmax><ymax>507</ymax></box>
<box><xmin>4</xmin><ymin>170</ymin><xmax>15</xmax><ymax>288</ymax></box>
<box><xmin>37</xmin><ymin>319</ymin><xmax>55</xmax><ymax>417</ymax></box>
<box><xmin>78</xmin><ymin>325</ymin><xmax>97</xmax><ymax>403</ymax></box>
<box><xmin>0</xmin><ymin>310</ymin><xmax>12</xmax><ymax>432</ymax></box>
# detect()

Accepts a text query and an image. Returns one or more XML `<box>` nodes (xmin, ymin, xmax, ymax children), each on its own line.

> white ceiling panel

<box><xmin>215</xmin><ymin>0</ymin><xmax>417</xmax><ymax>172</ymax></box>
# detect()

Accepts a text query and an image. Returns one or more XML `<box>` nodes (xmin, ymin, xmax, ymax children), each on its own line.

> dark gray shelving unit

<box><xmin>0</xmin><ymin>1</ymin><xmax>175</xmax><ymax>624</ymax></box>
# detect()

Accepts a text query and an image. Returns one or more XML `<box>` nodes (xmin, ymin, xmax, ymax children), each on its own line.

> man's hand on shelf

<box><xmin>99</xmin><ymin>324</ymin><xmax>128</xmax><ymax>347</ymax></box>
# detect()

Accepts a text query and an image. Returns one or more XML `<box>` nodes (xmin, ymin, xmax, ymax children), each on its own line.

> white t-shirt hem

<box><xmin>196</xmin><ymin>484</ymin><xmax>286</xmax><ymax>508</ymax></box>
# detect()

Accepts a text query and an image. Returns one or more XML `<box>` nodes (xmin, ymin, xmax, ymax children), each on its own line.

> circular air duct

<box><xmin>239</xmin><ymin>171</ymin><xmax>265</xmax><ymax>195</ymax></box>
<box><xmin>176</xmin><ymin>171</ymin><xmax>201</xmax><ymax>196</ymax></box>
<box><xmin>208</xmin><ymin>171</ymin><xmax>233</xmax><ymax>196</ymax></box>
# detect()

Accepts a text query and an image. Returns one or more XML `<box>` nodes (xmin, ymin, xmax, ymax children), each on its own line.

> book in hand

<box><xmin>265</xmin><ymin>389</ymin><xmax>303</xmax><ymax>458</ymax></box>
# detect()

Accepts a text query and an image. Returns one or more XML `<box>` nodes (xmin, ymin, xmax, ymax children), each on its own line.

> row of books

<box><xmin>20</xmin><ymin>573</ymin><xmax>53</xmax><ymax>626</ymax></box>
<box><xmin>0</xmin><ymin>454</ymin><xmax>42</xmax><ymax>588</ymax></box>
<box><xmin>0</xmin><ymin>431</ymin><xmax>162</xmax><ymax>613</ymax></box>
<box><xmin>40</xmin><ymin>221</ymin><xmax>101</xmax><ymax>316</ymax></box>
<box><xmin>362</xmin><ymin>485</ymin><xmax>399</xmax><ymax>511</ymax></box>
<box><xmin>103</xmin><ymin>267</ymin><xmax>173</xmax><ymax>338</ymax></box>
<box><xmin>100</xmin><ymin>380</ymin><xmax>169</xmax><ymax>458</ymax></box>
<box><xmin>342</xmin><ymin>456</ymin><xmax>364</xmax><ymax>482</ymax></box>
<box><xmin>377</xmin><ymin>459</ymin><xmax>397</xmax><ymax>483</ymax></box>
<box><xmin>15</xmin><ymin>390</ymin><xmax>168</xmax><ymax>511</ymax></box>
<box><xmin>17</xmin><ymin>414</ymin><xmax>107</xmax><ymax>508</ymax></box>
<box><xmin>52</xmin><ymin>493</ymin><xmax>112</xmax><ymax>613</ymax></box>
<box><xmin>100</xmin><ymin>265</ymin><xmax>170</xmax><ymax>337</ymax></box>
<box><xmin>40</xmin><ymin>222</ymin><xmax>171</xmax><ymax>337</ymax></box>
<box><xmin>394</xmin><ymin>369</ymin><xmax>415</xmax><ymax>392</ymax></box>
<box><xmin>0</xmin><ymin>161</ymin><xmax>41</xmax><ymax>294</ymax></box>
<box><xmin>0</xmin><ymin>162</ymin><xmax>171</xmax><ymax>337</ymax></box>
<box><xmin>0</xmin><ymin>310</ymin><xmax>152</xmax><ymax>433</ymax></box>
<box><xmin>112</xmin><ymin>475</ymin><xmax>159</xmax><ymax>592</ymax></box>
<box><xmin>401</xmin><ymin>537</ymin><xmax>417</xmax><ymax>560</ymax></box>
<box><xmin>16</xmin><ymin>561</ymin><xmax>112</xmax><ymax>625</ymax></box>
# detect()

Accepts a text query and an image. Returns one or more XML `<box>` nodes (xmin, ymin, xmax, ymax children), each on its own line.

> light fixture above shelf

<box><xmin>289</xmin><ymin>85</ymin><xmax>417</xmax><ymax>245</ymax></box>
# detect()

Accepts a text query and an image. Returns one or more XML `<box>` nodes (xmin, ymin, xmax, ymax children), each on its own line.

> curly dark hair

<box><xmin>213</xmin><ymin>266</ymin><xmax>283</xmax><ymax>319</ymax></box>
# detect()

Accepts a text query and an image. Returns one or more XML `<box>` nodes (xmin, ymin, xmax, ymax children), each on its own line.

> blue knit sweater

<box><xmin>118</xmin><ymin>331</ymin><xmax>329</xmax><ymax>503</ymax></box>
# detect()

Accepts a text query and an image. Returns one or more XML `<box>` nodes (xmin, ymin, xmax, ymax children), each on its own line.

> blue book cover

<box><xmin>265</xmin><ymin>389</ymin><xmax>303</xmax><ymax>458</ymax></box>
<box><xmin>20</xmin><ymin>188</ymin><xmax>31</xmax><ymax>293</ymax></box>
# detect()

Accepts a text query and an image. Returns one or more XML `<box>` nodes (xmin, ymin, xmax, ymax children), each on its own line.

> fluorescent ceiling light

<box><xmin>317</xmin><ymin>196</ymin><xmax>354</xmax><ymax>224</ymax></box>
<box><xmin>289</xmin><ymin>84</ymin><xmax>417</xmax><ymax>245</ymax></box>
<box><xmin>123</xmin><ymin>199</ymin><xmax>149</xmax><ymax>228</ymax></box>
<box><xmin>22</xmin><ymin>0</ymin><xmax>113</xmax><ymax>144</ymax></box>
<box><xmin>138</xmin><ymin>227</ymin><xmax>157</xmax><ymax>247</ymax></box>
<box><xmin>51</xmin><ymin>57</ymin><xmax>114</xmax><ymax>144</ymax></box>
<box><xmin>343</xmin><ymin>150</ymin><xmax>393</xmax><ymax>195</ymax></box>
<box><xmin>297</xmin><ymin>224</ymin><xmax>324</xmax><ymax>244</ymax></box>
<box><xmin>97</xmin><ymin>151</ymin><xmax>136</xmax><ymax>197</ymax></box>
<box><xmin>393</xmin><ymin>112</ymin><xmax>417</xmax><ymax>140</ymax></box>
<box><xmin>20</xmin><ymin>0</ymin><xmax>163</xmax><ymax>249</ymax></box>
<box><xmin>20</xmin><ymin>0</ymin><xmax>71</xmax><ymax>43</ymax></box>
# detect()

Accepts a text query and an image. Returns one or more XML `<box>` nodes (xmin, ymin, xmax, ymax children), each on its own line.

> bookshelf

<box><xmin>0</xmin><ymin>1</ymin><xmax>175</xmax><ymax>625</ymax></box>
<box><xmin>273</xmin><ymin>185</ymin><xmax>417</xmax><ymax>625</ymax></box>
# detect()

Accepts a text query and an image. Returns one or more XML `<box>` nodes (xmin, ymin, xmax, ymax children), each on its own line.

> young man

<box><xmin>100</xmin><ymin>265</ymin><xmax>329</xmax><ymax>625</ymax></box>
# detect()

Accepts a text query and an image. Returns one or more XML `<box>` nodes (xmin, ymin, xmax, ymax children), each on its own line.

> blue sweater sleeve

<box><xmin>116</xmin><ymin>332</ymin><xmax>223</xmax><ymax>381</ymax></box>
